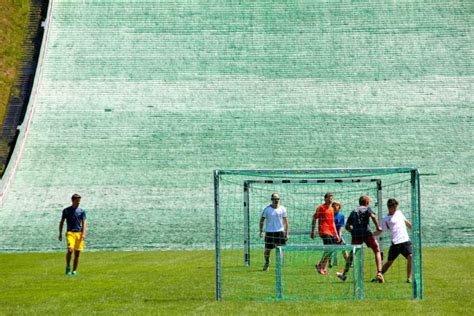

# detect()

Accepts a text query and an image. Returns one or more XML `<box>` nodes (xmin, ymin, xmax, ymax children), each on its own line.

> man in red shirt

<box><xmin>311</xmin><ymin>192</ymin><xmax>340</xmax><ymax>275</ymax></box>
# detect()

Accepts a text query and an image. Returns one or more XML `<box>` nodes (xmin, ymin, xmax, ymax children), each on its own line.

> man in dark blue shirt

<box><xmin>336</xmin><ymin>195</ymin><xmax>383</xmax><ymax>283</ymax></box>
<box><xmin>59</xmin><ymin>194</ymin><xmax>87</xmax><ymax>276</ymax></box>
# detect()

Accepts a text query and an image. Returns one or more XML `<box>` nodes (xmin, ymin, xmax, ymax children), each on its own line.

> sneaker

<box><xmin>262</xmin><ymin>261</ymin><xmax>270</xmax><ymax>271</ymax></box>
<box><xmin>315</xmin><ymin>264</ymin><xmax>327</xmax><ymax>275</ymax></box>
<box><xmin>376</xmin><ymin>273</ymin><xmax>384</xmax><ymax>283</ymax></box>
<box><xmin>406</xmin><ymin>278</ymin><xmax>412</xmax><ymax>284</ymax></box>
<box><xmin>72</xmin><ymin>271</ymin><xmax>78</xmax><ymax>276</ymax></box>
<box><xmin>65</xmin><ymin>266</ymin><xmax>71</xmax><ymax>276</ymax></box>
<box><xmin>336</xmin><ymin>272</ymin><xmax>347</xmax><ymax>281</ymax></box>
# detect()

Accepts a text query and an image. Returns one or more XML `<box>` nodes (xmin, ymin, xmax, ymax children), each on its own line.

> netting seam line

<box><xmin>249</xmin><ymin>183</ymin><xmax>378</xmax><ymax>195</ymax></box>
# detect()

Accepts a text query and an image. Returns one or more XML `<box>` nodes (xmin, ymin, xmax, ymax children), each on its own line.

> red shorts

<box><xmin>351</xmin><ymin>235</ymin><xmax>380</xmax><ymax>253</ymax></box>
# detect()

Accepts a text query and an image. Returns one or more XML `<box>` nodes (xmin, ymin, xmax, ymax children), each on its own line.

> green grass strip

<box><xmin>0</xmin><ymin>247</ymin><xmax>472</xmax><ymax>315</ymax></box>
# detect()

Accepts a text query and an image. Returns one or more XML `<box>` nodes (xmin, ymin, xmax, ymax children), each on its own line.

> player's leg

<box><xmin>324</xmin><ymin>235</ymin><xmax>337</xmax><ymax>268</ymax></box>
<box><xmin>337</xmin><ymin>238</ymin><xmax>360</xmax><ymax>281</ymax></box>
<box><xmin>65</xmin><ymin>232</ymin><xmax>75</xmax><ymax>275</ymax></box>
<box><xmin>263</xmin><ymin>249</ymin><xmax>271</xmax><ymax>270</ymax></box>
<box><xmin>406</xmin><ymin>254</ymin><xmax>413</xmax><ymax>282</ymax></box>
<box><xmin>366</xmin><ymin>236</ymin><xmax>384</xmax><ymax>283</ymax></box>
<box><xmin>342</xmin><ymin>250</ymin><xmax>349</xmax><ymax>261</ymax></box>
<box><xmin>401</xmin><ymin>241</ymin><xmax>413</xmax><ymax>283</ymax></box>
<box><xmin>316</xmin><ymin>235</ymin><xmax>334</xmax><ymax>274</ymax></box>
<box><xmin>72</xmin><ymin>232</ymin><xmax>84</xmax><ymax>275</ymax></box>
<box><xmin>316</xmin><ymin>235</ymin><xmax>324</xmax><ymax>269</ymax></box>
<box><xmin>73</xmin><ymin>250</ymin><xmax>80</xmax><ymax>274</ymax></box>
<box><xmin>66</xmin><ymin>249</ymin><xmax>73</xmax><ymax>275</ymax></box>
<box><xmin>319</xmin><ymin>235</ymin><xmax>329</xmax><ymax>268</ymax></box>
<box><xmin>382</xmin><ymin>244</ymin><xmax>399</xmax><ymax>275</ymax></box>
<box><xmin>263</xmin><ymin>232</ymin><xmax>273</xmax><ymax>271</ymax></box>
<box><xmin>336</xmin><ymin>249</ymin><xmax>353</xmax><ymax>281</ymax></box>
<box><xmin>336</xmin><ymin>238</ymin><xmax>349</xmax><ymax>262</ymax></box>
<box><xmin>375</xmin><ymin>251</ymin><xmax>383</xmax><ymax>273</ymax></box>
<box><xmin>275</xmin><ymin>231</ymin><xmax>286</xmax><ymax>267</ymax></box>
<box><xmin>367</xmin><ymin>236</ymin><xmax>382</xmax><ymax>270</ymax></box>
<box><xmin>381</xmin><ymin>260</ymin><xmax>394</xmax><ymax>274</ymax></box>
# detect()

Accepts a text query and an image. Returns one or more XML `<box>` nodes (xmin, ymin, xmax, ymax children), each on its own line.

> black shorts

<box><xmin>321</xmin><ymin>234</ymin><xmax>337</xmax><ymax>245</ymax></box>
<box><xmin>265</xmin><ymin>231</ymin><xmax>286</xmax><ymax>249</ymax></box>
<box><xmin>388</xmin><ymin>241</ymin><xmax>413</xmax><ymax>261</ymax></box>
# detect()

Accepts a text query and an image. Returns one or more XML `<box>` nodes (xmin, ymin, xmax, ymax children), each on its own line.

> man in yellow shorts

<box><xmin>59</xmin><ymin>194</ymin><xmax>87</xmax><ymax>276</ymax></box>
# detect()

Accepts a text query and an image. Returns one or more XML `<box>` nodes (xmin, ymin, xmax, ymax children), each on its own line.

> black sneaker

<box><xmin>262</xmin><ymin>261</ymin><xmax>270</xmax><ymax>271</ymax></box>
<box><xmin>336</xmin><ymin>272</ymin><xmax>347</xmax><ymax>281</ymax></box>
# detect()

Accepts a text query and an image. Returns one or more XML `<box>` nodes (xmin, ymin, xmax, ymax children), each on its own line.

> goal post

<box><xmin>411</xmin><ymin>169</ymin><xmax>423</xmax><ymax>299</ymax></box>
<box><xmin>214</xmin><ymin>168</ymin><xmax>423</xmax><ymax>301</ymax></box>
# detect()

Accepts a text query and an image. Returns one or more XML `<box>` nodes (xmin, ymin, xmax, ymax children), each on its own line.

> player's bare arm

<box><xmin>370</xmin><ymin>213</ymin><xmax>382</xmax><ymax>235</ymax></box>
<box><xmin>310</xmin><ymin>217</ymin><xmax>317</xmax><ymax>239</ymax></box>
<box><xmin>81</xmin><ymin>220</ymin><xmax>87</xmax><ymax>240</ymax></box>
<box><xmin>284</xmin><ymin>217</ymin><xmax>289</xmax><ymax>240</ymax></box>
<box><xmin>59</xmin><ymin>218</ymin><xmax>65</xmax><ymax>241</ymax></box>
<box><xmin>259</xmin><ymin>217</ymin><xmax>265</xmax><ymax>238</ymax></box>
<box><xmin>334</xmin><ymin>222</ymin><xmax>341</xmax><ymax>242</ymax></box>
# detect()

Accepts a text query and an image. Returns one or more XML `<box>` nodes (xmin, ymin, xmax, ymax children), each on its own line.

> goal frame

<box><xmin>214</xmin><ymin>167</ymin><xmax>423</xmax><ymax>301</ymax></box>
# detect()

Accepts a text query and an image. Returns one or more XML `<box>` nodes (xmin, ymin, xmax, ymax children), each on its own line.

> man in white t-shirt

<box><xmin>380</xmin><ymin>198</ymin><xmax>413</xmax><ymax>283</ymax></box>
<box><xmin>259</xmin><ymin>193</ymin><xmax>289</xmax><ymax>271</ymax></box>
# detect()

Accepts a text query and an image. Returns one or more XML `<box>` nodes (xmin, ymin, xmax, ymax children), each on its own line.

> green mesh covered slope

<box><xmin>0</xmin><ymin>0</ymin><xmax>472</xmax><ymax>251</ymax></box>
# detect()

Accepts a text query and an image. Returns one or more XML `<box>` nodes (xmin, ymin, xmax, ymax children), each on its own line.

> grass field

<box><xmin>0</xmin><ymin>247</ymin><xmax>472</xmax><ymax>315</ymax></box>
<box><xmin>219</xmin><ymin>246</ymin><xmax>417</xmax><ymax>302</ymax></box>
<box><xmin>0</xmin><ymin>0</ymin><xmax>30</xmax><ymax>173</ymax></box>
<box><xmin>0</xmin><ymin>0</ymin><xmax>29</xmax><ymax>127</ymax></box>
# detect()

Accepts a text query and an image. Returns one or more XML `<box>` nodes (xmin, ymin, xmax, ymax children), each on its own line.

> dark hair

<box><xmin>387</xmin><ymin>198</ymin><xmax>399</xmax><ymax>208</ymax></box>
<box><xmin>324</xmin><ymin>192</ymin><xmax>333</xmax><ymax>199</ymax></box>
<box><xmin>71</xmin><ymin>193</ymin><xmax>81</xmax><ymax>201</ymax></box>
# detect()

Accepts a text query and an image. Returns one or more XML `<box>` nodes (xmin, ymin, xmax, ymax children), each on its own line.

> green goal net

<box><xmin>214</xmin><ymin>168</ymin><xmax>422</xmax><ymax>301</ymax></box>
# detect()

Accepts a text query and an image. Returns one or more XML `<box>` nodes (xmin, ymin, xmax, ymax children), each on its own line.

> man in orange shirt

<box><xmin>311</xmin><ymin>192</ymin><xmax>340</xmax><ymax>275</ymax></box>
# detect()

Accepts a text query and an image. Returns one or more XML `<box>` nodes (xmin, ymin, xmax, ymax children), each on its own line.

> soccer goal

<box><xmin>214</xmin><ymin>168</ymin><xmax>423</xmax><ymax>301</ymax></box>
